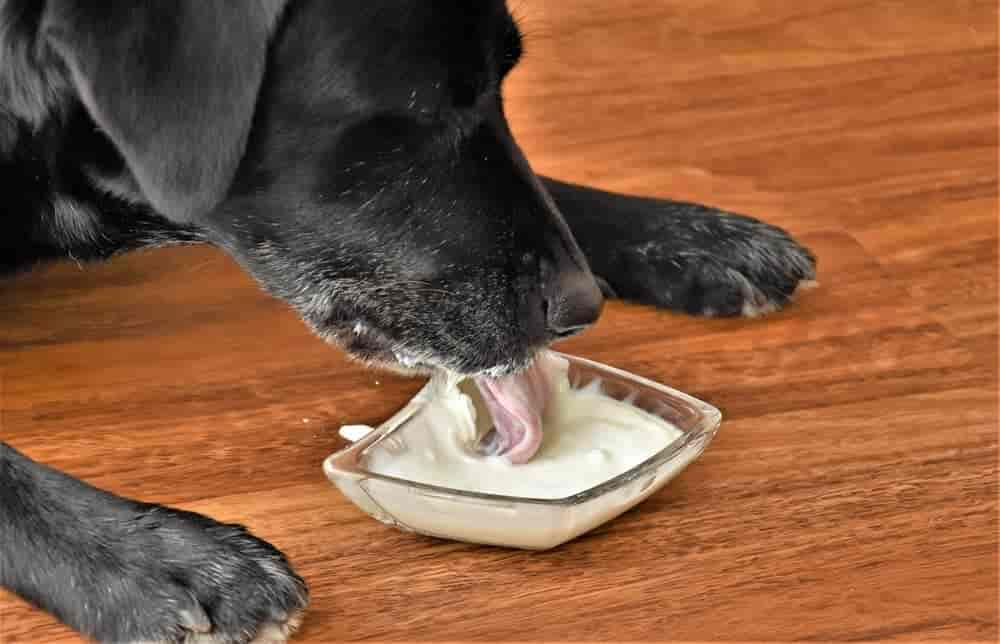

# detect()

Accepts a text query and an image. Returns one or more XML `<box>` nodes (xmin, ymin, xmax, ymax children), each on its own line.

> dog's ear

<box><xmin>39</xmin><ymin>1</ymin><xmax>286</xmax><ymax>223</ymax></box>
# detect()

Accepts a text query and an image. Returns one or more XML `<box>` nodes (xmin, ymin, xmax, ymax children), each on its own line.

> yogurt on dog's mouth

<box><xmin>366</xmin><ymin>353</ymin><xmax>682</xmax><ymax>499</ymax></box>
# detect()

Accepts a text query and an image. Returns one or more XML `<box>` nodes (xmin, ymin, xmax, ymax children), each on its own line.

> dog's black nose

<box><xmin>544</xmin><ymin>266</ymin><xmax>604</xmax><ymax>337</ymax></box>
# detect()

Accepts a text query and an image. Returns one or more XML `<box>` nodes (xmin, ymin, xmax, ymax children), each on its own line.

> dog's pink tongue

<box><xmin>473</xmin><ymin>360</ymin><xmax>553</xmax><ymax>464</ymax></box>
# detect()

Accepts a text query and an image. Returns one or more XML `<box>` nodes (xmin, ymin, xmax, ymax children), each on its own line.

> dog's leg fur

<box><xmin>0</xmin><ymin>442</ymin><xmax>307</xmax><ymax>643</ymax></box>
<box><xmin>0</xmin><ymin>113</ymin><xmax>204</xmax><ymax>277</ymax></box>
<box><xmin>542</xmin><ymin>177</ymin><xmax>816</xmax><ymax>317</ymax></box>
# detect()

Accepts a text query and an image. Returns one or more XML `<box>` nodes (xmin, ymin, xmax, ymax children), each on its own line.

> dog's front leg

<box><xmin>542</xmin><ymin>177</ymin><xmax>816</xmax><ymax>317</ymax></box>
<box><xmin>0</xmin><ymin>442</ymin><xmax>307</xmax><ymax>643</ymax></box>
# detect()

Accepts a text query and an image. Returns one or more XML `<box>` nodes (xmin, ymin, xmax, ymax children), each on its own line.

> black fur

<box><xmin>1</xmin><ymin>1</ymin><xmax>815</xmax><ymax>641</ymax></box>
<box><xmin>0</xmin><ymin>444</ymin><xmax>307</xmax><ymax>643</ymax></box>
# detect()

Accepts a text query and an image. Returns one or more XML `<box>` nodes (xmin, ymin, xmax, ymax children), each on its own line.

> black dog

<box><xmin>0</xmin><ymin>1</ymin><xmax>816</xmax><ymax>641</ymax></box>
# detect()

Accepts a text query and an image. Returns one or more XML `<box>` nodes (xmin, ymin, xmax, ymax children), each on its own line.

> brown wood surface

<box><xmin>2</xmin><ymin>0</ymin><xmax>997</xmax><ymax>641</ymax></box>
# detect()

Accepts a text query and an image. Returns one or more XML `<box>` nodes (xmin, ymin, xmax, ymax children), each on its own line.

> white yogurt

<box><xmin>365</xmin><ymin>355</ymin><xmax>683</xmax><ymax>499</ymax></box>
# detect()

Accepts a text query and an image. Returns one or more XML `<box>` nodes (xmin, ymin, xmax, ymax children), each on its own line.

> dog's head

<box><xmin>2</xmin><ymin>0</ymin><xmax>603</xmax><ymax>375</ymax></box>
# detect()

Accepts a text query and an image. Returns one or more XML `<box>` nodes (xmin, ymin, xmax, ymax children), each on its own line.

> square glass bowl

<box><xmin>323</xmin><ymin>353</ymin><xmax>722</xmax><ymax>550</ymax></box>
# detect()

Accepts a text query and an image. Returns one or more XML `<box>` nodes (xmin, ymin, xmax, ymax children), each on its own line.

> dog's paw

<box><xmin>605</xmin><ymin>209</ymin><xmax>816</xmax><ymax>317</ymax></box>
<box><xmin>82</xmin><ymin>505</ymin><xmax>307</xmax><ymax>644</ymax></box>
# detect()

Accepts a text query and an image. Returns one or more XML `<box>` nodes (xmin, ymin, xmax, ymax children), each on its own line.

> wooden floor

<box><xmin>2</xmin><ymin>0</ymin><xmax>997</xmax><ymax>641</ymax></box>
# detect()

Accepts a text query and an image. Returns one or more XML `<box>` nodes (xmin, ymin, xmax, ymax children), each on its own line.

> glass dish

<box><xmin>322</xmin><ymin>352</ymin><xmax>722</xmax><ymax>550</ymax></box>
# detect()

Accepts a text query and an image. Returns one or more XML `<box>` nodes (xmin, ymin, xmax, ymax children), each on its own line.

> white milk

<box><xmin>365</xmin><ymin>356</ymin><xmax>682</xmax><ymax>499</ymax></box>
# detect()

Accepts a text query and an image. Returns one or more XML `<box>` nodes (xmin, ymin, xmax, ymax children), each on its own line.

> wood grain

<box><xmin>1</xmin><ymin>0</ymin><xmax>997</xmax><ymax>641</ymax></box>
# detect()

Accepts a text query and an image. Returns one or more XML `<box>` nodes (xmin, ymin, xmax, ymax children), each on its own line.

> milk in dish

<box><xmin>325</xmin><ymin>351</ymin><xmax>722</xmax><ymax>549</ymax></box>
<box><xmin>365</xmin><ymin>353</ymin><xmax>683</xmax><ymax>499</ymax></box>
